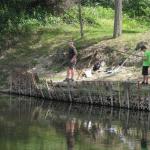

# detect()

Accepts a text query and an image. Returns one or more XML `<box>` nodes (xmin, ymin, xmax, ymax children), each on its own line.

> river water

<box><xmin>0</xmin><ymin>94</ymin><xmax>150</xmax><ymax>150</ymax></box>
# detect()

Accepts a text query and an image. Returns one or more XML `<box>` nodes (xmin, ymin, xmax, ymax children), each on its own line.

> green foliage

<box><xmin>63</xmin><ymin>7</ymin><xmax>79</xmax><ymax>24</ymax></box>
<box><xmin>122</xmin><ymin>0</ymin><xmax>150</xmax><ymax>19</ymax></box>
<box><xmin>63</xmin><ymin>6</ymin><xmax>114</xmax><ymax>25</ymax></box>
<box><xmin>81</xmin><ymin>0</ymin><xmax>114</xmax><ymax>7</ymax></box>
<box><xmin>83</xmin><ymin>6</ymin><xmax>114</xmax><ymax>25</ymax></box>
<box><xmin>0</xmin><ymin>6</ymin><xmax>62</xmax><ymax>34</ymax></box>
<box><xmin>0</xmin><ymin>3</ymin><xmax>149</xmax><ymax>54</ymax></box>
<box><xmin>82</xmin><ymin>0</ymin><xmax>150</xmax><ymax>19</ymax></box>
<box><xmin>0</xmin><ymin>0</ymin><xmax>149</xmax><ymax>37</ymax></box>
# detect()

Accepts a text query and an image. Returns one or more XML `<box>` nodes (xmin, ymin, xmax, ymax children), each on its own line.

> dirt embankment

<box><xmin>45</xmin><ymin>32</ymin><xmax>150</xmax><ymax>82</ymax></box>
<box><xmin>1</xmin><ymin>32</ymin><xmax>150</xmax><ymax>87</ymax></box>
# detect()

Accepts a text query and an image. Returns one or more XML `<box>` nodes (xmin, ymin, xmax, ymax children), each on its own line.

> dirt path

<box><xmin>44</xmin><ymin>66</ymin><xmax>142</xmax><ymax>83</ymax></box>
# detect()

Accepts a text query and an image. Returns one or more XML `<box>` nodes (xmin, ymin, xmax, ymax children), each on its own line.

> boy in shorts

<box><xmin>64</xmin><ymin>41</ymin><xmax>77</xmax><ymax>82</ymax></box>
<box><xmin>141</xmin><ymin>45</ymin><xmax>150</xmax><ymax>85</ymax></box>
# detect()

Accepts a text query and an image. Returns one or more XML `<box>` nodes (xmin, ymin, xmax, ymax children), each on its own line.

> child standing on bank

<box><xmin>141</xmin><ymin>45</ymin><xmax>150</xmax><ymax>85</ymax></box>
<box><xmin>64</xmin><ymin>41</ymin><xmax>77</xmax><ymax>82</ymax></box>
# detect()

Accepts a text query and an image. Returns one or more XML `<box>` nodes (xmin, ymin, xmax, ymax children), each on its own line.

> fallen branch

<box><xmin>105</xmin><ymin>50</ymin><xmax>139</xmax><ymax>77</ymax></box>
<box><xmin>115</xmin><ymin>50</ymin><xmax>143</xmax><ymax>58</ymax></box>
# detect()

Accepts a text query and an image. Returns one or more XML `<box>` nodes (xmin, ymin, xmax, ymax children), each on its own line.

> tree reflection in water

<box><xmin>0</xmin><ymin>95</ymin><xmax>150</xmax><ymax>150</ymax></box>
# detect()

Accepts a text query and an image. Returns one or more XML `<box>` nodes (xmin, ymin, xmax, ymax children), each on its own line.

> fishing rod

<box><xmin>114</xmin><ymin>49</ymin><xmax>143</xmax><ymax>58</ymax></box>
<box><xmin>105</xmin><ymin>49</ymin><xmax>142</xmax><ymax>75</ymax></box>
<box><xmin>50</xmin><ymin>49</ymin><xmax>143</xmax><ymax>57</ymax></box>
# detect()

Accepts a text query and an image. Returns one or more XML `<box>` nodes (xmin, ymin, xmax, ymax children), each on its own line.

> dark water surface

<box><xmin>0</xmin><ymin>94</ymin><xmax>150</xmax><ymax>150</ymax></box>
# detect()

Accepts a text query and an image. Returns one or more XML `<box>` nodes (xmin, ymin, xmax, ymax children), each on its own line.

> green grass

<box><xmin>0</xmin><ymin>6</ymin><xmax>150</xmax><ymax>87</ymax></box>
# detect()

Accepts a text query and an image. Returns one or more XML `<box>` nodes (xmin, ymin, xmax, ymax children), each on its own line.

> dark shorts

<box><xmin>142</xmin><ymin>66</ymin><xmax>149</xmax><ymax>76</ymax></box>
<box><xmin>68</xmin><ymin>60</ymin><xmax>76</xmax><ymax>69</ymax></box>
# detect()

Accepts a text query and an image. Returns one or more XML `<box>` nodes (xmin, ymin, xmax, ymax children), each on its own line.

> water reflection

<box><xmin>66</xmin><ymin>118</ymin><xmax>76</xmax><ymax>150</ymax></box>
<box><xmin>141</xmin><ymin>132</ymin><xmax>148</xmax><ymax>150</ymax></box>
<box><xmin>0</xmin><ymin>94</ymin><xmax>150</xmax><ymax>150</ymax></box>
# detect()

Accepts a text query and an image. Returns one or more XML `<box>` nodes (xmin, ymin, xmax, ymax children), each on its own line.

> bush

<box><xmin>63</xmin><ymin>6</ymin><xmax>114</xmax><ymax>25</ymax></box>
<box><xmin>0</xmin><ymin>4</ymin><xmax>150</xmax><ymax>52</ymax></box>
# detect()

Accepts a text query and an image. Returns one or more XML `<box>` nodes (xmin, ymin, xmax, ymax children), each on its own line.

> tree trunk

<box><xmin>113</xmin><ymin>0</ymin><xmax>122</xmax><ymax>38</ymax></box>
<box><xmin>78</xmin><ymin>0</ymin><xmax>84</xmax><ymax>38</ymax></box>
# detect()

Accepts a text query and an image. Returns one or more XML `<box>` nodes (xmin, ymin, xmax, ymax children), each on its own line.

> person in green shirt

<box><xmin>141</xmin><ymin>45</ymin><xmax>150</xmax><ymax>85</ymax></box>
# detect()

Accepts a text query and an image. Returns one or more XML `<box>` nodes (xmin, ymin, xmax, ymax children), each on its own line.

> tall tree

<box><xmin>113</xmin><ymin>0</ymin><xmax>123</xmax><ymax>38</ymax></box>
<box><xmin>78</xmin><ymin>0</ymin><xmax>84</xmax><ymax>38</ymax></box>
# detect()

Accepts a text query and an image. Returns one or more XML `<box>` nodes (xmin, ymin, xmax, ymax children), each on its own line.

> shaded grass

<box><xmin>0</xmin><ymin>24</ymin><xmax>112</xmax><ymax>67</ymax></box>
<box><xmin>0</xmin><ymin>23</ymin><xmax>148</xmax><ymax>69</ymax></box>
<box><xmin>0</xmin><ymin>5</ymin><xmax>150</xmax><ymax>87</ymax></box>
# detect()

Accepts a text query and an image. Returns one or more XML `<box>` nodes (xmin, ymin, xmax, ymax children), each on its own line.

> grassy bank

<box><xmin>0</xmin><ymin>6</ymin><xmax>150</xmax><ymax>87</ymax></box>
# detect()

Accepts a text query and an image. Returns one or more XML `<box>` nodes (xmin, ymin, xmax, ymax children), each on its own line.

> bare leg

<box><xmin>145</xmin><ymin>75</ymin><xmax>148</xmax><ymax>84</ymax></box>
<box><xmin>142</xmin><ymin>76</ymin><xmax>146</xmax><ymax>83</ymax></box>
<box><xmin>142</xmin><ymin>75</ymin><xmax>148</xmax><ymax>84</ymax></box>
<box><xmin>67</xmin><ymin>68</ymin><xmax>72</xmax><ymax>79</ymax></box>
<box><xmin>70</xmin><ymin>68</ymin><xmax>75</xmax><ymax>79</ymax></box>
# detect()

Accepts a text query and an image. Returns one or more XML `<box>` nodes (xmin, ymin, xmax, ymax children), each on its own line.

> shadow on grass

<box><xmin>75</xmin><ymin>35</ymin><xmax>113</xmax><ymax>49</ymax></box>
<box><xmin>0</xmin><ymin>26</ymin><xmax>114</xmax><ymax>75</ymax></box>
<box><xmin>123</xmin><ymin>30</ymin><xmax>141</xmax><ymax>34</ymax></box>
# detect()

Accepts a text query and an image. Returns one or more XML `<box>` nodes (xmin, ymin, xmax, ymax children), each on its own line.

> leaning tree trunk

<box><xmin>78</xmin><ymin>0</ymin><xmax>84</xmax><ymax>38</ymax></box>
<box><xmin>113</xmin><ymin>0</ymin><xmax>122</xmax><ymax>38</ymax></box>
